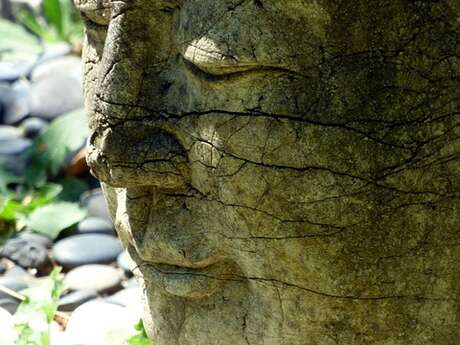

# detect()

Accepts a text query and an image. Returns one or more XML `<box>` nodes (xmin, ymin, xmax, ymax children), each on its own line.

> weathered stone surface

<box><xmin>77</xmin><ymin>1</ymin><xmax>460</xmax><ymax>344</ymax></box>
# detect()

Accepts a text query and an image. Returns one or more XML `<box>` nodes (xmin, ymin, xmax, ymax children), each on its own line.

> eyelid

<box><xmin>184</xmin><ymin>59</ymin><xmax>260</xmax><ymax>76</ymax></box>
<box><xmin>181</xmin><ymin>39</ymin><xmax>261</xmax><ymax>76</ymax></box>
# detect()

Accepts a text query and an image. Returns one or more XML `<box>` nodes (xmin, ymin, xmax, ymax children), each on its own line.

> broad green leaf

<box><xmin>24</xmin><ymin>202</ymin><xmax>86</xmax><ymax>238</ymax></box>
<box><xmin>0</xmin><ymin>165</ymin><xmax>23</xmax><ymax>192</ymax></box>
<box><xmin>36</xmin><ymin>108</ymin><xmax>88</xmax><ymax>176</ymax></box>
<box><xmin>43</xmin><ymin>0</ymin><xmax>63</xmax><ymax>35</ymax></box>
<box><xmin>0</xmin><ymin>19</ymin><xmax>42</xmax><ymax>61</ymax></box>
<box><xmin>23</xmin><ymin>154</ymin><xmax>49</xmax><ymax>187</ymax></box>
<box><xmin>57</xmin><ymin>176</ymin><xmax>89</xmax><ymax>202</ymax></box>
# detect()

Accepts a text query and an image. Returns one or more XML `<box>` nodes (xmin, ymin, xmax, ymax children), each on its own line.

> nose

<box><xmin>87</xmin><ymin>124</ymin><xmax>190</xmax><ymax>190</ymax></box>
<box><xmin>85</xmin><ymin>4</ymin><xmax>189</xmax><ymax>191</ymax></box>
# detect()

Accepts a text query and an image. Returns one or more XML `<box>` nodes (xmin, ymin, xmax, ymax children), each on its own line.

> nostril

<box><xmin>86</xmin><ymin>125</ymin><xmax>190</xmax><ymax>190</ymax></box>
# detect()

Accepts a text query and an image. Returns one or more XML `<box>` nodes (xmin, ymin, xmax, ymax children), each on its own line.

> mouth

<box><xmin>127</xmin><ymin>246</ymin><xmax>236</xmax><ymax>299</ymax></box>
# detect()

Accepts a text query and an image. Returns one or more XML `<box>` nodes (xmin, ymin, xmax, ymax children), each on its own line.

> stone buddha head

<box><xmin>76</xmin><ymin>0</ymin><xmax>460</xmax><ymax>344</ymax></box>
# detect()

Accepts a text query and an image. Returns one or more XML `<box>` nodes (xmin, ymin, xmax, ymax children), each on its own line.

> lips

<box><xmin>99</xmin><ymin>157</ymin><xmax>233</xmax><ymax>299</ymax></box>
<box><xmin>128</xmin><ymin>246</ymin><xmax>235</xmax><ymax>299</ymax></box>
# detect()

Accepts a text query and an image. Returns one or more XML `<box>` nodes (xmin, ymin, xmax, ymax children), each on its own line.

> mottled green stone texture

<box><xmin>76</xmin><ymin>0</ymin><xmax>460</xmax><ymax>344</ymax></box>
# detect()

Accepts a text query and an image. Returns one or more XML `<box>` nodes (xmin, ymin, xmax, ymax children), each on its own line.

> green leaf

<box><xmin>57</xmin><ymin>176</ymin><xmax>89</xmax><ymax>202</ymax></box>
<box><xmin>0</xmin><ymin>197</ymin><xmax>28</xmax><ymax>221</ymax></box>
<box><xmin>16</xmin><ymin>10</ymin><xmax>59</xmax><ymax>43</ymax></box>
<box><xmin>0</xmin><ymin>183</ymin><xmax>62</xmax><ymax>223</ymax></box>
<box><xmin>128</xmin><ymin>320</ymin><xmax>153</xmax><ymax>345</ymax></box>
<box><xmin>24</xmin><ymin>202</ymin><xmax>86</xmax><ymax>238</ymax></box>
<box><xmin>0</xmin><ymin>165</ymin><xmax>23</xmax><ymax>192</ymax></box>
<box><xmin>26</xmin><ymin>183</ymin><xmax>63</xmax><ymax>209</ymax></box>
<box><xmin>43</xmin><ymin>0</ymin><xmax>63</xmax><ymax>35</ymax></box>
<box><xmin>58</xmin><ymin>0</ymin><xmax>84</xmax><ymax>43</ymax></box>
<box><xmin>14</xmin><ymin>267</ymin><xmax>64</xmax><ymax>345</ymax></box>
<box><xmin>35</xmin><ymin>108</ymin><xmax>88</xmax><ymax>176</ymax></box>
<box><xmin>23</xmin><ymin>154</ymin><xmax>49</xmax><ymax>187</ymax></box>
<box><xmin>59</xmin><ymin>0</ymin><xmax>71</xmax><ymax>40</ymax></box>
<box><xmin>0</xmin><ymin>18</ymin><xmax>42</xmax><ymax>61</ymax></box>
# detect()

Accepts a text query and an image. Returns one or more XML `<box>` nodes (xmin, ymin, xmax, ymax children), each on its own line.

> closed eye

<box><xmin>180</xmin><ymin>37</ymin><xmax>301</xmax><ymax>80</ymax></box>
<box><xmin>182</xmin><ymin>56</ymin><xmax>301</xmax><ymax>83</ymax></box>
<box><xmin>180</xmin><ymin>37</ymin><xmax>265</xmax><ymax>79</ymax></box>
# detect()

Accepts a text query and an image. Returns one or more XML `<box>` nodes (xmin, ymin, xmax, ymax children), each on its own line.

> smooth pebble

<box><xmin>64</xmin><ymin>264</ymin><xmax>122</xmax><ymax>293</ymax></box>
<box><xmin>0</xmin><ymin>306</ymin><xmax>15</xmax><ymax>345</ymax></box>
<box><xmin>76</xmin><ymin>217</ymin><xmax>115</xmax><ymax>236</ymax></box>
<box><xmin>52</xmin><ymin>234</ymin><xmax>122</xmax><ymax>269</ymax></box>
<box><xmin>64</xmin><ymin>301</ymin><xmax>140</xmax><ymax>345</ymax></box>
<box><xmin>58</xmin><ymin>289</ymin><xmax>98</xmax><ymax>312</ymax></box>
<box><xmin>81</xmin><ymin>189</ymin><xmax>112</xmax><ymax>221</ymax></box>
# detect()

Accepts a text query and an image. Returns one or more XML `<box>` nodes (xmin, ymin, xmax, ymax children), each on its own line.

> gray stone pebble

<box><xmin>0</xmin><ymin>61</ymin><xmax>34</xmax><ymax>83</ymax></box>
<box><xmin>29</xmin><ymin>56</ymin><xmax>83</xmax><ymax>120</ymax></box>
<box><xmin>64</xmin><ymin>264</ymin><xmax>122</xmax><ymax>293</ymax></box>
<box><xmin>105</xmin><ymin>287</ymin><xmax>142</xmax><ymax>308</ymax></box>
<box><xmin>0</xmin><ymin>297</ymin><xmax>19</xmax><ymax>315</ymax></box>
<box><xmin>0</xmin><ymin>135</ymin><xmax>32</xmax><ymax>175</ymax></box>
<box><xmin>58</xmin><ymin>289</ymin><xmax>98</xmax><ymax>312</ymax></box>
<box><xmin>35</xmin><ymin>43</ymin><xmax>72</xmax><ymax>66</ymax></box>
<box><xmin>81</xmin><ymin>189</ymin><xmax>112</xmax><ymax>222</ymax></box>
<box><xmin>20</xmin><ymin>117</ymin><xmax>48</xmax><ymax>138</ymax></box>
<box><xmin>3</xmin><ymin>265</ymin><xmax>29</xmax><ymax>279</ymax></box>
<box><xmin>117</xmin><ymin>250</ymin><xmax>135</xmax><ymax>276</ymax></box>
<box><xmin>52</xmin><ymin>234</ymin><xmax>123</xmax><ymax>268</ymax></box>
<box><xmin>17</xmin><ymin>231</ymin><xmax>52</xmax><ymax>248</ymax></box>
<box><xmin>76</xmin><ymin>217</ymin><xmax>115</xmax><ymax>236</ymax></box>
<box><xmin>1</xmin><ymin>235</ymin><xmax>51</xmax><ymax>270</ymax></box>
<box><xmin>0</xmin><ymin>276</ymin><xmax>28</xmax><ymax>300</ymax></box>
<box><xmin>0</xmin><ymin>125</ymin><xmax>21</xmax><ymax>140</ymax></box>
<box><xmin>124</xmin><ymin>277</ymin><xmax>139</xmax><ymax>289</ymax></box>
<box><xmin>65</xmin><ymin>301</ymin><xmax>141</xmax><ymax>344</ymax></box>
<box><xmin>0</xmin><ymin>80</ymin><xmax>31</xmax><ymax>125</ymax></box>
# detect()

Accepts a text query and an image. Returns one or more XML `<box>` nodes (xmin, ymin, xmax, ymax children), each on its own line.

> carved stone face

<box><xmin>77</xmin><ymin>0</ymin><xmax>460</xmax><ymax>344</ymax></box>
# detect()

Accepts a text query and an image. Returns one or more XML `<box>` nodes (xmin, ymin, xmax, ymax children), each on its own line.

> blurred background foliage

<box><xmin>1</xmin><ymin>0</ymin><xmax>83</xmax><ymax>49</ymax></box>
<box><xmin>0</xmin><ymin>2</ymin><xmax>152</xmax><ymax>344</ymax></box>
<box><xmin>0</xmin><ymin>109</ymin><xmax>88</xmax><ymax>239</ymax></box>
<box><xmin>0</xmin><ymin>0</ymin><xmax>86</xmax><ymax>241</ymax></box>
